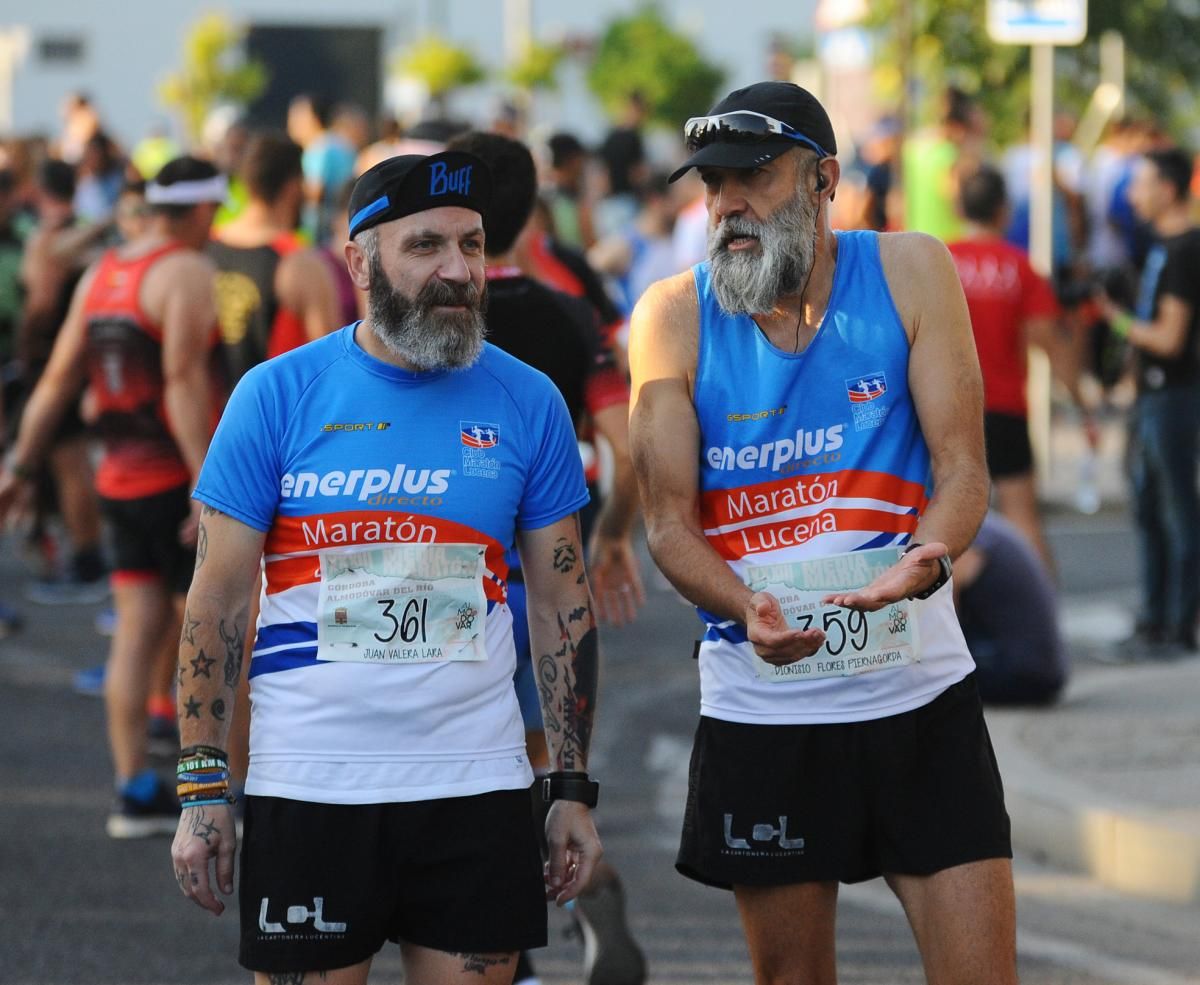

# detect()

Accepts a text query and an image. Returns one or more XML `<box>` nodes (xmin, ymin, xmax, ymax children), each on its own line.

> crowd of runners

<box><xmin>0</xmin><ymin>71</ymin><xmax>1197</xmax><ymax>985</ymax></box>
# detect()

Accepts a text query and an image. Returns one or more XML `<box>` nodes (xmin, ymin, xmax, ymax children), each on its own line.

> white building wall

<box><xmin>5</xmin><ymin>0</ymin><xmax>817</xmax><ymax>150</ymax></box>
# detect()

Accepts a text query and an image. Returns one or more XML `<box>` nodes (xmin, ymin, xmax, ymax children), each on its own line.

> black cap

<box><xmin>347</xmin><ymin>150</ymin><xmax>493</xmax><ymax>239</ymax></box>
<box><xmin>668</xmin><ymin>81</ymin><xmax>837</xmax><ymax>183</ymax></box>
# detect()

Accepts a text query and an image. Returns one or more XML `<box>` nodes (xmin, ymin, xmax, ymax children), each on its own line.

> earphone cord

<box><xmin>793</xmin><ymin>224</ymin><xmax>820</xmax><ymax>354</ymax></box>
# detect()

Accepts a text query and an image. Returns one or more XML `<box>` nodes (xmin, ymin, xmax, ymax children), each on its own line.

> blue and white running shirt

<box><xmin>194</xmin><ymin>324</ymin><xmax>588</xmax><ymax>804</ymax></box>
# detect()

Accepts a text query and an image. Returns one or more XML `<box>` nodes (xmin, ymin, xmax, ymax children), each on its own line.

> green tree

<box><xmin>393</xmin><ymin>35</ymin><xmax>487</xmax><ymax>114</ymax></box>
<box><xmin>506</xmin><ymin>40</ymin><xmax>566</xmax><ymax>93</ymax></box>
<box><xmin>587</xmin><ymin>5</ymin><xmax>725</xmax><ymax>127</ymax></box>
<box><xmin>159</xmin><ymin>13</ymin><xmax>268</xmax><ymax>147</ymax></box>
<box><xmin>867</xmin><ymin>1</ymin><xmax>1200</xmax><ymax>147</ymax></box>
<box><xmin>1073</xmin><ymin>1</ymin><xmax>1200</xmax><ymax>138</ymax></box>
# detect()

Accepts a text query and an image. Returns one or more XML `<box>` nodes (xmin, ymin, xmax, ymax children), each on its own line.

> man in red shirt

<box><xmin>0</xmin><ymin>156</ymin><xmax>223</xmax><ymax>837</ymax></box>
<box><xmin>948</xmin><ymin>166</ymin><xmax>1092</xmax><ymax>570</ymax></box>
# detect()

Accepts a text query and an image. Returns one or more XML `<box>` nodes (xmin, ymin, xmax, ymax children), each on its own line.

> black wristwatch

<box><xmin>541</xmin><ymin>771</ymin><xmax>600</xmax><ymax>808</ymax></box>
<box><xmin>904</xmin><ymin>542</ymin><xmax>952</xmax><ymax>600</ymax></box>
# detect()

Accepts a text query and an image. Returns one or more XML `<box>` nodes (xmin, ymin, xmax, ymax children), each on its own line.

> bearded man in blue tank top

<box><xmin>629</xmin><ymin>82</ymin><xmax>1014</xmax><ymax>985</ymax></box>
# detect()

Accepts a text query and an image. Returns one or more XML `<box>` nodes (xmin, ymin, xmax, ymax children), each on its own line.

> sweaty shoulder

<box><xmin>150</xmin><ymin>247</ymin><xmax>216</xmax><ymax>282</ymax></box>
<box><xmin>877</xmin><ymin>231</ymin><xmax>962</xmax><ymax>343</ymax></box>
<box><xmin>629</xmin><ymin>270</ymin><xmax>699</xmax><ymax>380</ymax></box>
<box><xmin>632</xmin><ymin>269</ymin><xmax>698</xmax><ymax>332</ymax></box>
<box><xmin>140</xmin><ymin>248</ymin><xmax>216</xmax><ymax>322</ymax></box>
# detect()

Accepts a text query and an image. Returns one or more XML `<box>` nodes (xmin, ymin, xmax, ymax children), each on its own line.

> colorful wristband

<box><xmin>179</xmin><ymin>744</ymin><xmax>228</xmax><ymax>760</ymax></box>
<box><xmin>177</xmin><ymin>757</ymin><xmax>228</xmax><ymax>774</ymax></box>
<box><xmin>180</xmin><ymin>796</ymin><xmax>235</xmax><ymax>809</ymax></box>
<box><xmin>176</xmin><ymin>769</ymin><xmax>230</xmax><ymax>785</ymax></box>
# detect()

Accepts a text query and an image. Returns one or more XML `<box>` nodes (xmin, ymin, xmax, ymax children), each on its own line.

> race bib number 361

<box><xmin>743</xmin><ymin>547</ymin><xmax>917</xmax><ymax>683</ymax></box>
<box><xmin>316</xmin><ymin>543</ymin><xmax>486</xmax><ymax>665</ymax></box>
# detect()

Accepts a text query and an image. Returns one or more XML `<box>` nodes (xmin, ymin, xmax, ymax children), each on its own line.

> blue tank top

<box><xmin>692</xmin><ymin>230</ymin><xmax>973</xmax><ymax>723</ymax></box>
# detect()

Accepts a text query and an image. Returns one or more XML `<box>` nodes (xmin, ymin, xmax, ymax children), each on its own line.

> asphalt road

<box><xmin>2</xmin><ymin>508</ymin><xmax>1198</xmax><ymax>984</ymax></box>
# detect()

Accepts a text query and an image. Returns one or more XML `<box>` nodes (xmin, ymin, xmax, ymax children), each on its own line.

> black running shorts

<box><xmin>238</xmin><ymin>789</ymin><xmax>547</xmax><ymax>973</ymax></box>
<box><xmin>983</xmin><ymin>411</ymin><xmax>1034</xmax><ymax>480</ymax></box>
<box><xmin>676</xmin><ymin>673</ymin><xmax>1012</xmax><ymax>888</ymax></box>
<box><xmin>99</xmin><ymin>484</ymin><xmax>196</xmax><ymax>594</ymax></box>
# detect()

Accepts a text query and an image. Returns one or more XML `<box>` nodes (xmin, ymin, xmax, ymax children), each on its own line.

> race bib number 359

<box><xmin>316</xmin><ymin>543</ymin><xmax>487</xmax><ymax>665</ymax></box>
<box><xmin>743</xmin><ymin>547</ymin><xmax>917</xmax><ymax>683</ymax></box>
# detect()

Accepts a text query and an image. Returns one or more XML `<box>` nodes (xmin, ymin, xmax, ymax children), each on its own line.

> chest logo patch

<box><xmin>460</xmin><ymin>421</ymin><xmax>501</xmax><ymax>479</ymax></box>
<box><xmin>845</xmin><ymin>372</ymin><xmax>890</xmax><ymax>431</ymax></box>
<box><xmin>460</xmin><ymin>422</ymin><xmax>500</xmax><ymax>449</ymax></box>
<box><xmin>846</xmin><ymin>373</ymin><xmax>887</xmax><ymax>403</ymax></box>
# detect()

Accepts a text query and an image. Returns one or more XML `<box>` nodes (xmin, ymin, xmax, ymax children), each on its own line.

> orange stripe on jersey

<box><xmin>704</xmin><ymin>506</ymin><xmax>919</xmax><ymax>561</ymax></box>
<box><xmin>263</xmin><ymin>511</ymin><xmax>509</xmax><ymax>600</ymax></box>
<box><xmin>700</xmin><ymin>469</ymin><xmax>928</xmax><ymax>529</ymax></box>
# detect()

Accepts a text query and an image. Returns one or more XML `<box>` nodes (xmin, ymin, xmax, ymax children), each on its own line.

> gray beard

<box><xmin>707</xmin><ymin>190</ymin><xmax>817</xmax><ymax>316</ymax></box>
<box><xmin>366</xmin><ymin>255</ymin><xmax>487</xmax><ymax>371</ymax></box>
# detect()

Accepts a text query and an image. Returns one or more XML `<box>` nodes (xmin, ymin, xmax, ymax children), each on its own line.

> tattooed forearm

<box><xmin>454</xmin><ymin>953</ymin><xmax>512</xmax><ymax>975</ymax></box>
<box><xmin>177</xmin><ymin>607</ymin><xmax>247</xmax><ymax>745</ymax></box>
<box><xmin>219</xmin><ymin>618</ymin><xmax>245</xmax><ymax>689</ymax></box>
<box><xmin>176</xmin><ymin>503</ymin><xmax>260</xmax><ymax>751</ymax></box>
<box><xmin>552</xmin><ymin>537</ymin><xmax>578</xmax><ymax>574</ymax></box>
<box><xmin>561</xmin><ymin>625</ymin><xmax>598</xmax><ymax>769</ymax></box>
<box><xmin>536</xmin><ymin>608</ymin><xmax>598</xmax><ymax>771</ymax></box>
<box><xmin>536</xmin><ymin>654</ymin><xmax>561</xmax><ymax>736</ymax></box>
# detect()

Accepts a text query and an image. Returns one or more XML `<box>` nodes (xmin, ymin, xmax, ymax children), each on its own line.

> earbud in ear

<box><xmin>816</xmin><ymin>172</ymin><xmax>828</xmax><ymax>192</ymax></box>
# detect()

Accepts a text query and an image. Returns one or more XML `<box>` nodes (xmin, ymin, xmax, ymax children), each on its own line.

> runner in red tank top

<box><xmin>0</xmin><ymin>156</ymin><xmax>226</xmax><ymax>838</ymax></box>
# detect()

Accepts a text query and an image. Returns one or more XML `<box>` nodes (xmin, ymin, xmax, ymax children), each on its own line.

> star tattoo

<box><xmin>184</xmin><ymin>695</ymin><xmax>201</xmax><ymax>719</ymax></box>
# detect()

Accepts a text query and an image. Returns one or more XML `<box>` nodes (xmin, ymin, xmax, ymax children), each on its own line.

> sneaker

<box><xmin>26</xmin><ymin>575</ymin><xmax>111</xmax><ymax>606</ymax></box>
<box><xmin>574</xmin><ymin>875</ymin><xmax>646</xmax><ymax>985</ymax></box>
<box><xmin>106</xmin><ymin>773</ymin><xmax>180</xmax><ymax>839</ymax></box>
<box><xmin>72</xmin><ymin>663</ymin><xmax>107</xmax><ymax>696</ymax></box>
<box><xmin>1094</xmin><ymin>624</ymin><xmax>1167</xmax><ymax>664</ymax></box>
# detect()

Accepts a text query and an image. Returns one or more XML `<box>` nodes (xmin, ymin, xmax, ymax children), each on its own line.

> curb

<box><xmin>988</xmin><ymin>669</ymin><xmax>1200</xmax><ymax>905</ymax></box>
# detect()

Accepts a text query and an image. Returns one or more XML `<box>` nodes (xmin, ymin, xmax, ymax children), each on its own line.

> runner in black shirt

<box><xmin>448</xmin><ymin>130</ymin><xmax>646</xmax><ymax>985</ymax></box>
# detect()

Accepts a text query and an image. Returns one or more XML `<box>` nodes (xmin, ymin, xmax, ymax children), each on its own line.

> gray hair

<box><xmin>356</xmin><ymin>226</ymin><xmax>379</xmax><ymax>266</ymax></box>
